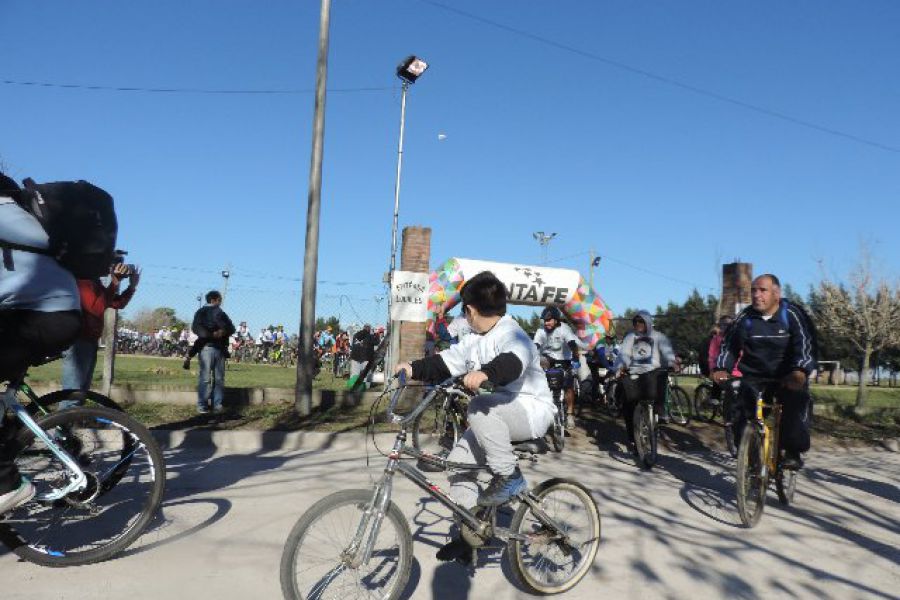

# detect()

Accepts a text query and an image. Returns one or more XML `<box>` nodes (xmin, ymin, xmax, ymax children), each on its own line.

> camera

<box><xmin>111</xmin><ymin>250</ymin><xmax>136</xmax><ymax>277</ymax></box>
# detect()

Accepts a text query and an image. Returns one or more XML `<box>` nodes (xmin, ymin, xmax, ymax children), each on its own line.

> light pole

<box><xmin>386</xmin><ymin>55</ymin><xmax>428</xmax><ymax>376</ymax></box>
<box><xmin>533</xmin><ymin>231</ymin><xmax>557</xmax><ymax>264</ymax></box>
<box><xmin>221</xmin><ymin>268</ymin><xmax>231</xmax><ymax>302</ymax></box>
<box><xmin>589</xmin><ymin>250</ymin><xmax>601</xmax><ymax>288</ymax></box>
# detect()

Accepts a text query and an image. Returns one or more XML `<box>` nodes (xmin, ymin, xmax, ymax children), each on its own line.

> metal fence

<box><xmin>119</xmin><ymin>274</ymin><xmax>388</xmax><ymax>336</ymax></box>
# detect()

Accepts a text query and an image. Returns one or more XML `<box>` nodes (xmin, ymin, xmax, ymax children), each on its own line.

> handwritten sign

<box><xmin>391</xmin><ymin>271</ymin><xmax>429</xmax><ymax>322</ymax></box>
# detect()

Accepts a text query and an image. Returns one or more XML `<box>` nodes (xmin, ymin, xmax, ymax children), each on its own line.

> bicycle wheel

<box><xmin>7</xmin><ymin>406</ymin><xmax>166</xmax><ymax>566</ymax></box>
<box><xmin>411</xmin><ymin>395</ymin><xmax>461</xmax><ymax>455</ymax></box>
<box><xmin>775</xmin><ymin>466</ymin><xmax>797</xmax><ymax>505</ymax></box>
<box><xmin>508</xmin><ymin>478</ymin><xmax>602</xmax><ymax>595</ymax></box>
<box><xmin>693</xmin><ymin>384</ymin><xmax>715</xmax><ymax>422</ymax></box>
<box><xmin>549</xmin><ymin>391</ymin><xmax>565</xmax><ymax>453</ymax></box>
<box><xmin>735</xmin><ymin>424</ymin><xmax>767</xmax><ymax>527</ymax></box>
<box><xmin>605</xmin><ymin>381</ymin><xmax>623</xmax><ymax>419</ymax></box>
<box><xmin>633</xmin><ymin>404</ymin><xmax>657</xmax><ymax>469</ymax></box>
<box><xmin>280</xmin><ymin>489</ymin><xmax>413</xmax><ymax>600</ymax></box>
<box><xmin>26</xmin><ymin>389</ymin><xmax>123</xmax><ymax>419</ymax></box>
<box><xmin>668</xmin><ymin>386</ymin><xmax>691</xmax><ymax>426</ymax></box>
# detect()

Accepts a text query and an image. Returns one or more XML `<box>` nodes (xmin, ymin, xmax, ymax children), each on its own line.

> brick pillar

<box><xmin>722</xmin><ymin>262</ymin><xmax>753</xmax><ymax>316</ymax></box>
<box><xmin>397</xmin><ymin>226</ymin><xmax>431</xmax><ymax>366</ymax></box>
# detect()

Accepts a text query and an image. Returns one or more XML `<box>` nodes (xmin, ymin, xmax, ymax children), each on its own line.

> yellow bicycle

<box><xmin>734</xmin><ymin>378</ymin><xmax>799</xmax><ymax>527</ymax></box>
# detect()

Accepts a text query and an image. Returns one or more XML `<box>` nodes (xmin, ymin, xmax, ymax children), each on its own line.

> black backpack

<box><xmin>2</xmin><ymin>178</ymin><xmax>118</xmax><ymax>279</ymax></box>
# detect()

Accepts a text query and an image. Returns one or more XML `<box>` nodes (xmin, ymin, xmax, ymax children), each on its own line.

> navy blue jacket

<box><xmin>715</xmin><ymin>300</ymin><xmax>817</xmax><ymax>378</ymax></box>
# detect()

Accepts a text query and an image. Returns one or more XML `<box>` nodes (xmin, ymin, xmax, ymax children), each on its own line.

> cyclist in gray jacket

<box><xmin>614</xmin><ymin>310</ymin><xmax>676</xmax><ymax>449</ymax></box>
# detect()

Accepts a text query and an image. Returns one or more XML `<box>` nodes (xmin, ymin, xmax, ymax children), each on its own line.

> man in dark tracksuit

<box><xmin>712</xmin><ymin>274</ymin><xmax>817</xmax><ymax>469</ymax></box>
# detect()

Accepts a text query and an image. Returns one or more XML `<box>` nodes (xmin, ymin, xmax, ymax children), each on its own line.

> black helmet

<box><xmin>541</xmin><ymin>306</ymin><xmax>563</xmax><ymax>321</ymax></box>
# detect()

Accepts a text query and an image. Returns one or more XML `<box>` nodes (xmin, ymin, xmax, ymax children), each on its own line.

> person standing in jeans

<box><xmin>191</xmin><ymin>290</ymin><xmax>235</xmax><ymax>414</ymax></box>
<box><xmin>60</xmin><ymin>262</ymin><xmax>140</xmax><ymax>396</ymax></box>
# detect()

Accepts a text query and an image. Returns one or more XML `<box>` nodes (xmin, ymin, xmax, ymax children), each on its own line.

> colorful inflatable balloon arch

<box><xmin>428</xmin><ymin>258</ymin><xmax>615</xmax><ymax>347</ymax></box>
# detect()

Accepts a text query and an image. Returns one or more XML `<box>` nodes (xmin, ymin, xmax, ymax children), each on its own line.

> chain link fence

<box><xmin>118</xmin><ymin>269</ymin><xmax>388</xmax><ymax>337</ymax></box>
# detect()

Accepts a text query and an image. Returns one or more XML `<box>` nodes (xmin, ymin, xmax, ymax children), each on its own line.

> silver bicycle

<box><xmin>0</xmin><ymin>378</ymin><xmax>165</xmax><ymax>566</ymax></box>
<box><xmin>280</xmin><ymin>375</ymin><xmax>602</xmax><ymax>599</ymax></box>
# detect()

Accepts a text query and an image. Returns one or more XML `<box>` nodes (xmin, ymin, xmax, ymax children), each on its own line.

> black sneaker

<box><xmin>182</xmin><ymin>358</ymin><xmax>191</xmax><ymax>370</ymax></box>
<box><xmin>436</xmin><ymin>535</ymin><xmax>473</xmax><ymax>564</ymax></box>
<box><xmin>477</xmin><ymin>467</ymin><xmax>526</xmax><ymax>507</ymax></box>
<box><xmin>782</xmin><ymin>451</ymin><xmax>804</xmax><ymax>471</ymax></box>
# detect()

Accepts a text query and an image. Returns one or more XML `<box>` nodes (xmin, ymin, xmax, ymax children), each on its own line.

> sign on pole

<box><xmin>390</xmin><ymin>271</ymin><xmax>429</xmax><ymax>322</ymax></box>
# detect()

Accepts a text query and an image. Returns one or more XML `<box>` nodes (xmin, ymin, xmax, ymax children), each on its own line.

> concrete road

<box><xmin>3</xmin><ymin>428</ymin><xmax>898</xmax><ymax>599</ymax></box>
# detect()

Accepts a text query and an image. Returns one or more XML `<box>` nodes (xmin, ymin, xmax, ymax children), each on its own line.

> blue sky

<box><xmin>2</xmin><ymin>1</ymin><xmax>898</xmax><ymax>332</ymax></box>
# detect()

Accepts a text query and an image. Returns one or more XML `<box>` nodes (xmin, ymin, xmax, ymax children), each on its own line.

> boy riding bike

<box><xmin>395</xmin><ymin>271</ymin><xmax>555</xmax><ymax>563</ymax></box>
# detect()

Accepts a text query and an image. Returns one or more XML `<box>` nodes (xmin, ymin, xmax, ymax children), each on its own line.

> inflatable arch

<box><xmin>428</xmin><ymin>258</ymin><xmax>615</xmax><ymax>348</ymax></box>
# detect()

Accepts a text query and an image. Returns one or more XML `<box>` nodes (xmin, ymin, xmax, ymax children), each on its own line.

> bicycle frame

<box><xmin>752</xmin><ymin>391</ymin><xmax>784</xmax><ymax>476</ymax></box>
<box><xmin>344</xmin><ymin>381</ymin><xmax>572</xmax><ymax>568</ymax></box>
<box><xmin>1</xmin><ymin>382</ymin><xmax>88</xmax><ymax>501</ymax></box>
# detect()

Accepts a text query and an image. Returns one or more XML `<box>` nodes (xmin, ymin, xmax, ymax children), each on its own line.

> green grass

<box><xmin>25</xmin><ymin>354</ymin><xmax>352</xmax><ymax>391</ymax></box>
<box><xmin>674</xmin><ymin>374</ymin><xmax>900</xmax><ymax>409</ymax></box>
<box><xmin>128</xmin><ymin>396</ymin><xmax>396</xmax><ymax>432</ymax></box>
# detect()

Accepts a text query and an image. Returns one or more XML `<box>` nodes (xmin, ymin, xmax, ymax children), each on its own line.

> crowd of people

<box><xmin>398</xmin><ymin>271</ymin><xmax>817</xmax><ymax>562</ymax></box>
<box><xmin>0</xmin><ymin>171</ymin><xmax>819</xmax><ymax>567</ymax></box>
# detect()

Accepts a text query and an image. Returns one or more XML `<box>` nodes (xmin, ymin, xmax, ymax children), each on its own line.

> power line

<box><xmin>418</xmin><ymin>0</ymin><xmax>900</xmax><ymax>155</ymax></box>
<box><xmin>540</xmin><ymin>249</ymin><xmax>716</xmax><ymax>292</ymax></box>
<box><xmin>1</xmin><ymin>78</ymin><xmax>394</xmax><ymax>96</ymax></box>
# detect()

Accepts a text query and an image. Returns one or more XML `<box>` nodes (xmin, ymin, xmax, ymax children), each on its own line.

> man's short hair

<box><xmin>461</xmin><ymin>271</ymin><xmax>507</xmax><ymax>317</ymax></box>
<box><xmin>756</xmin><ymin>273</ymin><xmax>781</xmax><ymax>288</ymax></box>
<box><xmin>205</xmin><ymin>290</ymin><xmax>222</xmax><ymax>303</ymax></box>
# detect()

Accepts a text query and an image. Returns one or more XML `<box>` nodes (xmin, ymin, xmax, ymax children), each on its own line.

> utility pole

<box><xmin>295</xmin><ymin>0</ymin><xmax>331</xmax><ymax>416</ymax></box>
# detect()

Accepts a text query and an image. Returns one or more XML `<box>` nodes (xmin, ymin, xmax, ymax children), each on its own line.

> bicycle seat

<box><xmin>512</xmin><ymin>438</ymin><xmax>549</xmax><ymax>454</ymax></box>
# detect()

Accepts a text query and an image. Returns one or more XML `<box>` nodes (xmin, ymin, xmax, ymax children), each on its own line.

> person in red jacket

<box><xmin>61</xmin><ymin>262</ymin><xmax>140</xmax><ymax>392</ymax></box>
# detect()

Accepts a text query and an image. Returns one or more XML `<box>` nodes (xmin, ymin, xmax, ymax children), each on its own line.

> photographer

<box><xmin>61</xmin><ymin>259</ymin><xmax>140</xmax><ymax>393</ymax></box>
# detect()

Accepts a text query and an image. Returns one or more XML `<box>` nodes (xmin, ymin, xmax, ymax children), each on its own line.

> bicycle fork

<box><xmin>345</xmin><ymin>456</ymin><xmax>398</xmax><ymax>569</ymax></box>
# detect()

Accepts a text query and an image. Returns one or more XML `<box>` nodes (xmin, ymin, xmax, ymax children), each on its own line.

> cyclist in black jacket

<box><xmin>712</xmin><ymin>274</ymin><xmax>817</xmax><ymax>469</ymax></box>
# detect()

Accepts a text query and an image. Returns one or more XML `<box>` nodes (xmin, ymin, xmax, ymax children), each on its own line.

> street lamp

<box><xmin>533</xmin><ymin>231</ymin><xmax>557</xmax><ymax>264</ymax></box>
<box><xmin>386</xmin><ymin>54</ymin><xmax>428</xmax><ymax>375</ymax></box>
<box><xmin>221</xmin><ymin>269</ymin><xmax>231</xmax><ymax>303</ymax></box>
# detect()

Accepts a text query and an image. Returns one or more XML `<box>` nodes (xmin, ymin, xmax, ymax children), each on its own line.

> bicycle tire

<box><xmin>509</xmin><ymin>478</ymin><xmax>602</xmax><ymax>595</ymax></box>
<box><xmin>280</xmin><ymin>489</ymin><xmax>413</xmax><ymax>600</ymax></box>
<box><xmin>668</xmin><ymin>386</ymin><xmax>691</xmax><ymax>426</ymax></box>
<box><xmin>605</xmin><ymin>381</ymin><xmax>623</xmax><ymax>419</ymax></box>
<box><xmin>693</xmin><ymin>383</ymin><xmax>716</xmax><ymax>422</ymax></box>
<box><xmin>549</xmin><ymin>390</ymin><xmax>565</xmax><ymax>452</ymax></box>
<box><xmin>775</xmin><ymin>467</ymin><xmax>797</xmax><ymax>505</ymax></box>
<box><xmin>723</xmin><ymin>396</ymin><xmax>738</xmax><ymax>458</ymax></box>
<box><xmin>633</xmin><ymin>404</ymin><xmax>657</xmax><ymax>469</ymax></box>
<box><xmin>735</xmin><ymin>424</ymin><xmax>767</xmax><ymax>528</ymax></box>
<box><xmin>7</xmin><ymin>406</ymin><xmax>166</xmax><ymax>566</ymax></box>
<box><xmin>26</xmin><ymin>389</ymin><xmax>123</xmax><ymax>419</ymax></box>
<box><xmin>411</xmin><ymin>394</ymin><xmax>461</xmax><ymax>455</ymax></box>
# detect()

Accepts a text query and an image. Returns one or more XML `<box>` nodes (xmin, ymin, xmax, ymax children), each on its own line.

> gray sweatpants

<box><xmin>446</xmin><ymin>392</ymin><xmax>533</xmax><ymax>509</ymax></box>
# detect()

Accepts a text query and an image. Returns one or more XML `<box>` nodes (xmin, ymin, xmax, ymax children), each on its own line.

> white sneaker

<box><xmin>0</xmin><ymin>479</ymin><xmax>36</xmax><ymax>515</ymax></box>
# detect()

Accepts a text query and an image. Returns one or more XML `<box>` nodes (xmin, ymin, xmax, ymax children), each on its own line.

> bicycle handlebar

<box><xmin>385</xmin><ymin>374</ymin><xmax>494</xmax><ymax>425</ymax></box>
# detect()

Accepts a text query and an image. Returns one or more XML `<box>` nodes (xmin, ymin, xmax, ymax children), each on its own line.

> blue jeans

<box><xmin>60</xmin><ymin>338</ymin><xmax>99</xmax><ymax>409</ymax></box>
<box><xmin>197</xmin><ymin>345</ymin><xmax>225</xmax><ymax>411</ymax></box>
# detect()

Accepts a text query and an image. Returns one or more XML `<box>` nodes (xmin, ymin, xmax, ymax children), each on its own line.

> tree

<box><xmin>514</xmin><ymin>312</ymin><xmax>542</xmax><ymax>338</ymax></box>
<box><xmin>127</xmin><ymin>306</ymin><xmax>187</xmax><ymax>333</ymax></box>
<box><xmin>315</xmin><ymin>316</ymin><xmax>341</xmax><ymax>333</ymax></box>
<box><xmin>653</xmin><ymin>290</ymin><xmax>719</xmax><ymax>363</ymax></box>
<box><xmin>813</xmin><ymin>255</ymin><xmax>900</xmax><ymax>408</ymax></box>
